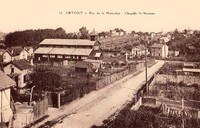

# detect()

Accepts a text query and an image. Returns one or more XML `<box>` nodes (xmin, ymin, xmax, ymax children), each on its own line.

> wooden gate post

<box><xmin>58</xmin><ymin>93</ymin><xmax>61</xmax><ymax>109</ymax></box>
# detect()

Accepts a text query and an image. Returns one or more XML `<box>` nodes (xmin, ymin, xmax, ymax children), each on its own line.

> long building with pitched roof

<box><xmin>34</xmin><ymin>31</ymin><xmax>102</xmax><ymax>65</ymax></box>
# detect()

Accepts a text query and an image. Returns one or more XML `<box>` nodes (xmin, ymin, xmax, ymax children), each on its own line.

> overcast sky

<box><xmin>1</xmin><ymin>0</ymin><xmax>200</xmax><ymax>33</ymax></box>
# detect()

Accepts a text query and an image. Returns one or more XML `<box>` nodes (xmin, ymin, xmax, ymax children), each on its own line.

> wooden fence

<box><xmin>33</xmin><ymin>98</ymin><xmax>48</xmax><ymax>121</ymax></box>
<box><xmin>95</xmin><ymin>62</ymin><xmax>145</xmax><ymax>90</ymax></box>
<box><xmin>13</xmin><ymin>98</ymin><xmax>48</xmax><ymax>128</ymax></box>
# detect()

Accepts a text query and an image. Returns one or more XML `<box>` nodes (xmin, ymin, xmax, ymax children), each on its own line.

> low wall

<box><xmin>155</xmin><ymin>74</ymin><xmax>200</xmax><ymax>84</ymax></box>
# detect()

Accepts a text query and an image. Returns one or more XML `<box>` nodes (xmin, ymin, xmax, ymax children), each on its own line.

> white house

<box><xmin>2</xmin><ymin>46</ymin><xmax>28</xmax><ymax>63</ymax></box>
<box><xmin>0</xmin><ymin>70</ymin><xmax>16</xmax><ymax>126</ymax></box>
<box><xmin>3</xmin><ymin>59</ymin><xmax>33</xmax><ymax>94</ymax></box>
<box><xmin>24</xmin><ymin>46</ymin><xmax>34</xmax><ymax>58</ymax></box>
<box><xmin>131</xmin><ymin>45</ymin><xmax>147</xmax><ymax>57</ymax></box>
<box><xmin>150</xmin><ymin>43</ymin><xmax>169</xmax><ymax>58</ymax></box>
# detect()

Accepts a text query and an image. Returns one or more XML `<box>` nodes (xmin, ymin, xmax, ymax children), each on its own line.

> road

<box><xmin>36</xmin><ymin>60</ymin><xmax>164</xmax><ymax>128</ymax></box>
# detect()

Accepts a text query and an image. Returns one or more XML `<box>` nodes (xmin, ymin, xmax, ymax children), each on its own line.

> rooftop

<box><xmin>11</xmin><ymin>59</ymin><xmax>33</xmax><ymax>70</ymax></box>
<box><xmin>75</xmin><ymin>61</ymin><xmax>92</xmax><ymax>69</ymax></box>
<box><xmin>72</xmin><ymin>48</ymin><xmax>93</xmax><ymax>56</ymax></box>
<box><xmin>50</xmin><ymin>48</ymin><xmax>75</xmax><ymax>55</ymax></box>
<box><xmin>0</xmin><ymin>70</ymin><xmax>16</xmax><ymax>90</ymax></box>
<box><xmin>33</xmin><ymin>47</ymin><xmax>53</xmax><ymax>54</ymax></box>
<box><xmin>6</xmin><ymin>46</ymin><xmax>24</xmax><ymax>56</ymax></box>
<box><xmin>40</xmin><ymin>39</ymin><xmax>96</xmax><ymax>46</ymax></box>
<box><xmin>34</xmin><ymin>47</ymin><xmax>93</xmax><ymax>56</ymax></box>
<box><xmin>150</xmin><ymin>43</ymin><xmax>165</xmax><ymax>48</ymax></box>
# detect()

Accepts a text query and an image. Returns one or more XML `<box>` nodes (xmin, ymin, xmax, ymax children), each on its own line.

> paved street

<box><xmin>35</xmin><ymin>60</ymin><xmax>164</xmax><ymax>128</ymax></box>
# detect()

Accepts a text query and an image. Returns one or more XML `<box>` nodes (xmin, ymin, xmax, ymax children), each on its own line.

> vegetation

<box><xmin>158</xmin><ymin>62</ymin><xmax>183</xmax><ymax>74</ymax></box>
<box><xmin>30</xmin><ymin>65</ymin><xmax>97</xmax><ymax>104</ymax></box>
<box><xmin>150</xmin><ymin>81</ymin><xmax>200</xmax><ymax>101</ymax></box>
<box><xmin>30</xmin><ymin>66</ymin><xmax>62</xmax><ymax>100</ymax></box>
<box><xmin>93</xmin><ymin>105</ymin><xmax>200</xmax><ymax>128</ymax></box>
<box><xmin>4</xmin><ymin>27</ymin><xmax>90</xmax><ymax>47</ymax></box>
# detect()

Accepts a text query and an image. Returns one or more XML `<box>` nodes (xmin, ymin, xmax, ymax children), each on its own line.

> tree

<box><xmin>79</xmin><ymin>27</ymin><xmax>89</xmax><ymax>39</ymax></box>
<box><xmin>98</xmin><ymin>32</ymin><xmax>106</xmax><ymax>38</ymax></box>
<box><xmin>31</xmin><ymin>66</ymin><xmax>62</xmax><ymax>99</ymax></box>
<box><xmin>4</xmin><ymin>28</ymin><xmax>68</xmax><ymax>47</ymax></box>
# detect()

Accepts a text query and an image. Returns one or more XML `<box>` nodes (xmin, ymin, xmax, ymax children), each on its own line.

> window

<box><xmin>57</xmin><ymin>55</ymin><xmax>63</xmax><ymax>58</ymax></box>
<box><xmin>3</xmin><ymin>55</ymin><xmax>6</xmax><ymax>60</ymax></box>
<box><xmin>50</xmin><ymin>55</ymin><xmax>55</xmax><ymax>58</ymax></box>
<box><xmin>81</xmin><ymin>56</ymin><xmax>87</xmax><ymax>60</ymax></box>
<box><xmin>24</xmin><ymin>74</ymin><xmax>30</xmax><ymax>83</ymax></box>
<box><xmin>11</xmin><ymin>68</ymin><xmax>14</xmax><ymax>73</ymax></box>
<box><xmin>65</xmin><ymin>56</ymin><xmax>70</xmax><ymax>59</ymax></box>
<box><xmin>42</xmin><ymin>55</ymin><xmax>48</xmax><ymax>58</ymax></box>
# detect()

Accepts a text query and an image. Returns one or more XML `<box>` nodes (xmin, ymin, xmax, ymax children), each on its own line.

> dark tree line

<box><xmin>4</xmin><ymin>27</ymin><xmax>90</xmax><ymax>47</ymax></box>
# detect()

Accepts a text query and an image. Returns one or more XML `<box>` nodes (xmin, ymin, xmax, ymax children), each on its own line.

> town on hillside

<box><xmin>1</xmin><ymin>27</ymin><xmax>200</xmax><ymax>128</ymax></box>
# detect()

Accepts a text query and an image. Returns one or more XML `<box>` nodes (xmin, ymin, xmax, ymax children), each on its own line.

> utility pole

<box><xmin>182</xmin><ymin>98</ymin><xmax>185</xmax><ymax>128</ymax></box>
<box><xmin>1</xmin><ymin>90</ymin><xmax>3</xmax><ymax>128</ymax></box>
<box><xmin>145</xmin><ymin>36</ymin><xmax>148</xmax><ymax>96</ymax></box>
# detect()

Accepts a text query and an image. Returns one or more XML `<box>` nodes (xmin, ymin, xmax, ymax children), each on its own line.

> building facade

<box><xmin>131</xmin><ymin>45</ymin><xmax>147</xmax><ymax>57</ymax></box>
<box><xmin>2</xmin><ymin>47</ymin><xmax>28</xmax><ymax>63</ymax></box>
<box><xmin>3</xmin><ymin>60</ymin><xmax>33</xmax><ymax>94</ymax></box>
<box><xmin>0</xmin><ymin>70</ymin><xmax>16</xmax><ymax>126</ymax></box>
<box><xmin>34</xmin><ymin>34</ymin><xmax>101</xmax><ymax>65</ymax></box>
<box><xmin>150</xmin><ymin>44</ymin><xmax>168</xmax><ymax>58</ymax></box>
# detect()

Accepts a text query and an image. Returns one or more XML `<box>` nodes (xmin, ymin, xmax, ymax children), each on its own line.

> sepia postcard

<box><xmin>1</xmin><ymin>0</ymin><xmax>200</xmax><ymax>128</ymax></box>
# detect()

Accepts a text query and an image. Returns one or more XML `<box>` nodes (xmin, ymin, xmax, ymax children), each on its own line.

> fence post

<box><xmin>58</xmin><ymin>93</ymin><xmax>61</xmax><ymax>109</ymax></box>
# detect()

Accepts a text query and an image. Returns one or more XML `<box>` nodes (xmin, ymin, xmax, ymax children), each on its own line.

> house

<box><xmin>150</xmin><ymin>43</ymin><xmax>168</xmax><ymax>58</ymax></box>
<box><xmin>131</xmin><ymin>45</ymin><xmax>147</xmax><ymax>57</ymax></box>
<box><xmin>75</xmin><ymin>61</ymin><xmax>93</xmax><ymax>73</ymax></box>
<box><xmin>34</xmin><ymin>33</ymin><xmax>101</xmax><ymax>65</ymax></box>
<box><xmin>3</xmin><ymin>59</ymin><xmax>33</xmax><ymax>94</ymax></box>
<box><xmin>0</xmin><ymin>70</ymin><xmax>16</xmax><ymax>126</ymax></box>
<box><xmin>24</xmin><ymin>46</ymin><xmax>34</xmax><ymax>58</ymax></box>
<box><xmin>83</xmin><ymin>59</ymin><xmax>103</xmax><ymax>70</ymax></box>
<box><xmin>2</xmin><ymin>46</ymin><xmax>28</xmax><ymax>63</ymax></box>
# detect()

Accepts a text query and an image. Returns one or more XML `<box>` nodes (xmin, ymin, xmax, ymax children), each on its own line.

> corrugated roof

<box><xmin>34</xmin><ymin>47</ymin><xmax>53</xmax><ymax>54</ymax></box>
<box><xmin>40</xmin><ymin>39</ymin><xmax>95</xmax><ymax>46</ymax></box>
<box><xmin>72</xmin><ymin>49</ymin><xmax>93</xmax><ymax>56</ymax></box>
<box><xmin>34</xmin><ymin>47</ymin><xmax>93</xmax><ymax>56</ymax></box>
<box><xmin>49</xmin><ymin>48</ymin><xmax>76</xmax><ymax>55</ymax></box>
<box><xmin>151</xmin><ymin>44</ymin><xmax>164</xmax><ymax>48</ymax></box>
<box><xmin>0</xmin><ymin>70</ymin><xmax>16</xmax><ymax>90</ymax></box>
